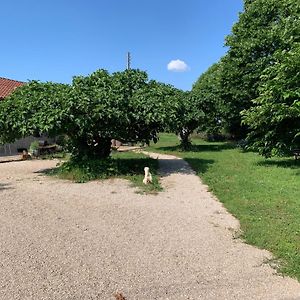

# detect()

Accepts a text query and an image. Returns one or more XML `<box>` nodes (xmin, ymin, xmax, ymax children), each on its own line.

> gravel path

<box><xmin>0</xmin><ymin>154</ymin><xmax>300</xmax><ymax>299</ymax></box>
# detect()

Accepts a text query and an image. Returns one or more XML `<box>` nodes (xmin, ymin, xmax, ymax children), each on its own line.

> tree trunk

<box><xmin>93</xmin><ymin>137</ymin><xmax>112</xmax><ymax>158</ymax></box>
<box><xmin>73</xmin><ymin>136</ymin><xmax>112</xmax><ymax>159</ymax></box>
<box><xmin>179</xmin><ymin>128</ymin><xmax>192</xmax><ymax>151</ymax></box>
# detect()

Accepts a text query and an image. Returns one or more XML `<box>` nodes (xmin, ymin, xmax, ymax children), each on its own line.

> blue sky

<box><xmin>0</xmin><ymin>0</ymin><xmax>243</xmax><ymax>91</ymax></box>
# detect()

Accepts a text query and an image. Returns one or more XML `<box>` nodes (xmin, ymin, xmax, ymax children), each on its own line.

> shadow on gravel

<box><xmin>0</xmin><ymin>183</ymin><xmax>13</xmax><ymax>191</ymax></box>
<box><xmin>34</xmin><ymin>157</ymin><xmax>160</xmax><ymax>177</ymax></box>
<box><xmin>157</xmin><ymin>143</ymin><xmax>235</xmax><ymax>153</ymax></box>
<box><xmin>34</xmin><ymin>168</ymin><xmax>55</xmax><ymax>175</ymax></box>
<box><xmin>34</xmin><ymin>157</ymin><xmax>216</xmax><ymax>181</ymax></box>
<box><xmin>0</xmin><ymin>159</ymin><xmax>22</xmax><ymax>164</ymax></box>
<box><xmin>158</xmin><ymin>158</ymin><xmax>215</xmax><ymax>177</ymax></box>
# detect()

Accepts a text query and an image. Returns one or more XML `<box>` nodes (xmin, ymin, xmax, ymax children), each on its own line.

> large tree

<box><xmin>171</xmin><ymin>90</ymin><xmax>204</xmax><ymax>150</ymax></box>
<box><xmin>221</xmin><ymin>0</ymin><xmax>299</xmax><ymax>138</ymax></box>
<box><xmin>242</xmin><ymin>43</ymin><xmax>300</xmax><ymax>157</ymax></box>
<box><xmin>192</xmin><ymin>62</ymin><xmax>223</xmax><ymax>138</ymax></box>
<box><xmin>0</xmin><ymin>69</ymin><xmax>177</xmax><ymax>158</ymax></box>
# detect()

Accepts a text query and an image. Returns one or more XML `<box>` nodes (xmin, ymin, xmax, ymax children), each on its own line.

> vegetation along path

<box><xmin>1</xmin><ymin>154</ymin><xmax>300</xmax><ymax>299</ymax></box>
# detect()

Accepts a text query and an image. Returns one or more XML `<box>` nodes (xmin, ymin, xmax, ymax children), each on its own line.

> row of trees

<box><xmin>0</xmin><ymin>0</ymin><xmax>298</xmax><ymax>159</ymax></box>
<box><xmin>192</xmin><ymin>0</ymin><xmax>300</xmax><ymax>157</ymax></box>
<box><xmin>0</xmin><ymin>67</ymin><xmax>207</xmax><ymax>157</ymax></box>
<box><xmin>0</xmin><ymin>67</ymin><xmax>207</xmax><ymax>156</ymax></box>
<box><xmin>0</xmin><ymin>69</ymin><xmax>187</xmax><ymax>158</ymax></box>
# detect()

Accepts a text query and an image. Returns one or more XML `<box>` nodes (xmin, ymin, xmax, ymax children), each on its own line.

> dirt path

<box><xmin>0</xmin><ymin>154</ymin><xmax>300</xmax><ymax>299</ymax></box>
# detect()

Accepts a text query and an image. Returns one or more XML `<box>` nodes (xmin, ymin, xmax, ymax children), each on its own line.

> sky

<box><xmin>0</xmin><ymin>0</ymin><xmax>243</xmax><ymax>91</ymax></box>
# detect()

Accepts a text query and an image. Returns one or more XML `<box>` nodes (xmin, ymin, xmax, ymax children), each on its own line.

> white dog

<box><xmin>143</xmin><ymin>167</ymin><xmax>152</xmax><ymax>185</ymax></box>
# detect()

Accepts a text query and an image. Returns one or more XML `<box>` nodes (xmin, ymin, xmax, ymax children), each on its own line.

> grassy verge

<box><xmin>147</xmin><ymin>133</ymin><xmax>300</xmax><ymax>280</ymax></box>
<box><xmin>49</xmin><ymin>151</ymin><xmax>162</xmax><ymax>194</ymax></box>
<box><xmin>39</xmin><ymin>152</ymin><xmax>70</xmax><ymax>160</ymax></box>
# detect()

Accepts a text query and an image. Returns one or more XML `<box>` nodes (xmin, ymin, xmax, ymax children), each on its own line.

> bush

<box><xmin>29</xmin><ymin>140</ymin><xmax>39</xmax><ymax>151</ymax></box>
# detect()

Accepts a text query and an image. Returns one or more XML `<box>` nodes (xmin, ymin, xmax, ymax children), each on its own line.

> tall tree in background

<box><xmin>170</xmin><ymin>90</ymin><xmax>204</xmax><ymax>150</ymax></box>
<box><xmin>221</xmin><ymin>0</ymin><xmax>299</xmax><ymax>138</ymax></box>
<box><xmin>192</xmin><ymin>62</ymin><xmax>223</xmax><ymax>139</ymax></box>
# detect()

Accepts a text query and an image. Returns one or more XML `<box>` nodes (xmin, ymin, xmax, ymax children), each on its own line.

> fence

<box><xmin>0</xmin><ymin>136</ymin><xmax>55</xmax><ymax>156</ymax></box>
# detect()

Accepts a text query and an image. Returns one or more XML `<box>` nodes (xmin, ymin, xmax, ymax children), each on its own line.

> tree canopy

<box><xmin>192</xmin><ymin>0</ymin><xmax>299</xmax><ymax>156</ymax></box>
<box><xmin>242</xmin><ymin>43</ymin><xmax>300</xmax><ymax>156</ymax></box>
<box><xmin>220</xmin><ymin>0</ymin><xmax>299</xmax><ymax>138</ymax></box>
<box><xmin>192</xmin><ymin>62</ymin><xmax>223</xmax><ymax>137</ymax></box>
<box><xmin>165</xmin><ymin>89</ymin><xmax>204</xmax><ymax>150</ymax></box>
<box><xmin>0</xmin><ymin>69</ymin><xmax>178</xmax><ymax>158</ymax></box>
<box><xmin>0</xmin><ymin>81</ymin><xmax>70</xmax><ymax>143</ymax></box>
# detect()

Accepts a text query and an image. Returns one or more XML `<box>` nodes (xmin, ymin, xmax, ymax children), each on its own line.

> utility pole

<box><xmin>126</xmin><ymin>52</ymin><xmax>131</xmax><ymax>70</ymax></box>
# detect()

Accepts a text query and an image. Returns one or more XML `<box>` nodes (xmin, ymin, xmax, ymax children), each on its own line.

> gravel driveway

<box><xmin>0</xmin><ymin>154</ymin><xmax>300</xmax><ymax>300</ymax></box>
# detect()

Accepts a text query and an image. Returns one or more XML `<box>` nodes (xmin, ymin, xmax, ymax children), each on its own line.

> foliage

<box><xmin>220</xmin><ymin>0</ymin><xmax>299</xmax><ymax>138</ymax></box>
<box><xmin>147</xmin><ymin>133</ymin><xmax>300</xmax><ymax>280</ymax></box>
<box><xmin>0</xmin><ymin>81</ymin><xmax>70</xmax><ymax>144</ymax></box>
<box><xmin>192</xmin><ymin>62</ymin><xmax>224</xmax><ymax>136</ymax></box>
<box><xmin>51</xmin><ymin>151</ymin><xmax>162</xmax><ymax>194</ymax></box>
<box><xmin>64</xmin><ymin>69</ymin><xmax>178</xmax><ymax>158</ymax></box>
<box><xmin>164</xmin><ymin>89</ymin><xmax>204</xmax><ymax>150</ymax></box>
<box><xmin>29</xmin><ymin>140</ymin><xmax>39</xmax><ymax>151</ymax></box>
<box><xmin>0</xmin><ymin>69</ymin><xmax>177</xmax><ymax>159</ymax></box>
<box><xmin>242</xmin><ymin>43</ymin><xmax>300</xmax><ymax>157</ymax></box>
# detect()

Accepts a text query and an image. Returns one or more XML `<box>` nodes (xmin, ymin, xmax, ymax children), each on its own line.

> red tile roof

<box><xmin>0</xmin><ymin>77</ymin><xmax>24</xmax><ymax>99</ymax></box>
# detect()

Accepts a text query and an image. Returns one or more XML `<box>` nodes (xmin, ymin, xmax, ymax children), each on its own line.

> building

<box><xmin>0</xmin><ymin>77</ymin><xmax>24</xmax><ymax>100</ymax></box>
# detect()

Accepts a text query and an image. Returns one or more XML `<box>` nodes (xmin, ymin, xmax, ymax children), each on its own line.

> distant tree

<box><xmin>0</xmin><ymin>69</ymin><xmax>177</xmax><ymax>159</ymax></box>
<box><xmin>192</xmin><ymin>62</ymin><xmax>224</xmax><ymax>138</ymax></box>
<box><xmin>165</xmin><ymin>89</ymin><xmax>204</xmax><ymax>150</ymax></box>
<box><xmin>220</xmin><ymin>0</ymin><xmax>299</xmax><ymax>138</ymax></box>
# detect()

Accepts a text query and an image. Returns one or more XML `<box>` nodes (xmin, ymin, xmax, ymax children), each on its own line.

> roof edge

<box><xmin>0</xmin><ymin>77</ymin><xmax>25</xmax><ymax>84</ymax></box>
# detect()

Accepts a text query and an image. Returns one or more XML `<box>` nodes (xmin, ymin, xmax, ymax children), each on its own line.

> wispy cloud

<box><xmin>167</xmin><ymin>59</ymin><xmax>190</xmax><ymax>72</ymax></box>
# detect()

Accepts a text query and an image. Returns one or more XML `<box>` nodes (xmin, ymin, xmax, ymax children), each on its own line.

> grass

<box><xmin>49</xmin><ymin>151</ymin><xmax>162</xmax><ymax>194</ymax></box>
<box><xmin>40</xmin><ymin>151</ymin><xmax>70</xmax><ymax>160</ymax></box>
<box><xmin>147</xmin><ymin>133</ymin><xmax>300</xmax><ymax>280</ymax></box>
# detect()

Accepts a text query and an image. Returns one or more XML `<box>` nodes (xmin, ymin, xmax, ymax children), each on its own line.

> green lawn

<box><xmin>147</xmin><ymin>133</ymin><xmax>300</xmax><ymax>280</ymax></box>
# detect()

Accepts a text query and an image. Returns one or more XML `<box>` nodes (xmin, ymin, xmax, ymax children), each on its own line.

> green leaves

<box><xmin>219</xmin><ymin>0</ymin><xmax>300</xmax><ymax>139</ymax></box>
<box><xmin>189</xmin><ymin>0</ymin><xmax>299</xmax><ymax>156</ymax></box>
<box><xmin>0</xmin><ymin>69</ymin><xmax>178</xmax><ymax>158</ymax></box>
<box><xmin>0</xmin><ymin>81</ymin><xmax>71</xmax><ymax>144</ymax></box>
<box><xmin>192</xmin><ymin>62</ymin><xmax>223</xmax><ymax>136</ymax></box>
<box><xmin>242</xmin><ymin>43</ymin><xmax>300</xmax><ymax>156</ymax></box>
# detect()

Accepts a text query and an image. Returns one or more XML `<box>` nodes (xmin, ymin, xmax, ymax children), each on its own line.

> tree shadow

<box><xmin>34</xmin><ymin>156</ymin><xmax>215</xmax><ymax>181</ymax></box>
<box><xmin>185</xmin><ymin>158</ymin><xmax>215</xmax><ymax>175</ymax></box>
<box><xmin>257</xmin><ymin>159</ymin><xmax>300</xmax><ymax>173</ymax></box>
<box><xmin>34</xmin><ymin>157</ymin><xmax>161</xmax><ymax>178</ymax></box>
<box><xmin>157</xmin><ymin>142</ymin><xmax>235</xmax><ymax>153</ymax></box>
<box><xmin>34</xmin><ymin>168</ymin><xmax>55</xmax><ymax>175</ymax></box>
<box><xmin>0</xmin><ymin>158</ymin><xmax>23</xmax><ymax>164</ymax></box>
<box><xmin>158</xmin><ymin>158</ymin><xmax>215</xmax><ymax>177</ymax></box>
<box><xmin>0</xmin><ymin>183</ymin><xmax>13</xmax><ymax>191</ymax></box>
